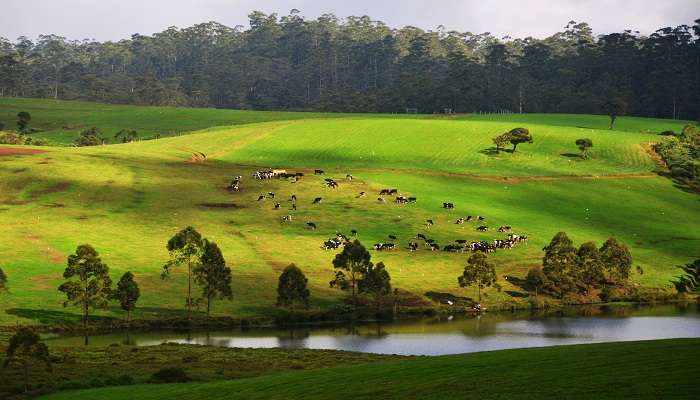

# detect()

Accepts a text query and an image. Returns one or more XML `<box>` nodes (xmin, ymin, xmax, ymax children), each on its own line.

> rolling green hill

<box><xmin>0</xmin><ymin>100</ymin><xmax>698</xmax><ymax>326</ymax></box>
<box><xmin>37</xmin><ymin>339</ymin><xmax>700</xmax><ymax>400</ymax></box>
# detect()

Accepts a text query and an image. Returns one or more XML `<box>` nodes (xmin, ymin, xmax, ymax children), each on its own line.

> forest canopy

<box><xmin>0</xmin><ymin>11</ymin><xmax>698</xmax><ymax>119</ymax></box>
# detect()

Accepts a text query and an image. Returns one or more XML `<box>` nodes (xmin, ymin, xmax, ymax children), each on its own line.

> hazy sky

<box><xmin>1</xmin><ymin>0</ymin><xmax>698</xmax><ymax>41</ymax></box>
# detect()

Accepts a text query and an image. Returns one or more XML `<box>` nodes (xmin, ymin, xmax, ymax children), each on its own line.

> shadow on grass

<box><xmin>5</xmin><ymin>308</ymin><xmax>111</xmax><ymax>324</ymax></box>
<box><xmin>479</xmin><ymin>147</ymin><xmax>514</xmax><ymax>156</ymax></box>
<box><xmin>560</xmin><ymin>153</ymin><xmax>583</xmax><ymax>159</ymax></box>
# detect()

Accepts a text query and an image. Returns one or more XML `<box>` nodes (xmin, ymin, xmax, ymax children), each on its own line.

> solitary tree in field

<box><xmin>602</xmin><ymin>98</ymin><xmax>627</xmax><ymax>130</ymax></box>
<box><xmin>358</xmin><ymin>261</ymin><xmax>392</xmax><ymax>311</ymax></box>
<box><xmin>0</xmin><ymin>267</ymin><xmax>7</xmax><ymax>292</ymax></box>
<box><xmin>330</xmin><ymin>240</ymin><xmax>372</xmax><ymax>307</ymax></box>
<box><xmin>542</xmin><ymin>232</ymin><xmax>579</xmax><ymax>298</ymax></box>
<box><xmin>194</xmin><ymin>239</ymin><xmax>232</xmax><ymax>317</ymax></box>
<box><xmin>4</xmin><ymin>328</ymin><xmax>52</xmax><ymax>393</ymax></box>
<box><xmin>277</xmin><ymin>263</ymin><xmax>310</xmax><ymax>309</ymax></box>
<box><xmin>458</xmin><ymin>252</ymin><xmax>497</xmax><ymax>304</ymax></box>
<box><xmin>58</xmin><ymin>244</ymin><xmax>112</xmax><ymax>333</ymax></box>
<box><xmin>162</xmin><ymin>226</ymin><xmax>204</xmax><ymax>321</ymax></box>
<box><xmin>111</xmin><ymin>272</ymin><xmax>140</xmax><ymax>324</ymax></box>
<box><xmin>577</xmin><ymin>242</ymin><xmax>605</xmax><ymax>291</ymax></box>
<box><xmin>575</xmin><ymin>138</ymin><xmax>593</xmax><ymax>159</ymax></box>
<box><xmin>508</xmin><ymin>127</ymin><xmax>533</xmax><ymax>152</ymax></box>
<box><xmin>492</xmin><ymin>131</ymin><xmax>513</xmax><ymax>153</ymax></box>
<box><xmin>525</xmin><ymin>267</ymin><xmax>546</xmax><ymax>297</ymax></box>
<box><xmin>75</xmin><ymin>127</ymin><xmax>106</xmax><ymax>146</ymax></box>
<box><xmin>599</xmin><ymin>237</ymin><xmax>632</xmax><ymax>283</ymax></box>
<box><xmin>16</xmin><ymin>111</ymin><xmax>31</xmax><ymax>133</ymax></box>
<box><xmin>114</xmin><ymin>129</ymin><xmax>139</xmax><ymax>143</ymax></box>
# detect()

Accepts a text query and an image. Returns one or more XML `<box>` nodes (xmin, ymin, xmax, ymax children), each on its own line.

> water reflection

<box><xmin>46</xmin><ymin>303</ymin><xmax>700</xmax><ymax>356</ymax></box>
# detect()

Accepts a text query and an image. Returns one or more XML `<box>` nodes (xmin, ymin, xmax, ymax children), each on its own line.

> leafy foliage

<box><xmin>600</xmin><ymin>237</ymin><xmax>632</xmax><ymax>283</ymax></box>
<box><xmin>329</xmin><ymin>240</ymin><xmax>372</xmax><ymax>306</ymax></box>
<box><xmin>602</xmin><ymin>98</ymin><xmax>628</xmax><ymax>129</ymax></box>
<box><xmin>0</xmin><ymin>267</ymin><xmax>7</xmax><ymax>292</ymax></box>
<box><xmin>163</xmin><ymin>226</ymin><xmax>204</xmax><ymax>320</ymax></box>
<box><xmin>655</xmin><ymin>124</ymin><xmax>700</xmax><ymax>188</ymax></box>
<box><xmin>16</xmin><ymin>111</ymin><xmax>31</xmax><ymax>133</ymax></box>
<box><xmin>114</xmin><ymin>129</ymin><xmax>139</xmax><ymax>143</ymax></box>
<box><xmin>577</xmin><ymin>241</ymin><xmax>605</xmax><ymax>290</ymax></box>
<box><xmin>541</xmin><ymin>232</ymin><xmax>578</xmax><ymax>298</ymax></box>
<box><xmin>276</xmin><ymin>264</ymin><xmax>310</xmax><ymax>309</ymax></box>
<box><xmin>194</xmin><ymin>239</ymin><xmax>232</xmax><ymax>316</ymax></box>
<box><xmin>458</xmin><ymin>252</ymin><xmax>497</xmax><ymax>303</ymax></box>
<box><xmin>58</xmin><ymin>244</ymin><xmax>112</xmax><ymax>329</ymax></box>
<box><xmin>4</xmin><ymin>327</ymin><xmax>51</xmax><ymax>393</ymax></box>
<box><xmin>358</xmin><ymin>261</ymin><xmax>392</xmax><ymax>310</ymax></box>
<box><xmin>75</xmin><ymin>126</ymin><xmax>106</xmax><ymax>146</ymax></box>
<box><xmin>575</xmin><ymin>138</ymin><xmax>593</xmax><ymax>159</ymax></box>
<box><xmin>492</xmin><ymin>131</ymin><xmax>513</xmax><ymax>153</ymax></box>
<box><xmin>672</xmin><ymin>259</ymin><xmax>700</xmax><ymax>293</ymax></box>
<box><xmin>508</xmin><ymin>127</ymin><xmax>533</xmax><ymax>152</ymax></box>
<box><xmin>111</xmin><ymin>272</ymin><xmax>140</xmax><ymax>322</ymax></box>
<box><xmin>525</xmin><ymin>267</ymin><xmax>545</xmax><ymax>296</ymax></box>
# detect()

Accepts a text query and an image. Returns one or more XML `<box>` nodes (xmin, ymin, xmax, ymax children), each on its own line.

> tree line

<box><xmin>0</xmin><ymin>12</ymin><xmax>698</xmax><ymax>119</ymax></box>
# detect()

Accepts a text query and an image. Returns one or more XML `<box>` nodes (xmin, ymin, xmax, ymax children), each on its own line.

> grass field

<box><xmin>0</xmin><ymin>98</ymin><xmax>699</xmax><ymax>326</ymax></box>
<box><xmin>36</xmin><ymin>338</ymin><xmax>700</xmax><ymax>399</ymax></box>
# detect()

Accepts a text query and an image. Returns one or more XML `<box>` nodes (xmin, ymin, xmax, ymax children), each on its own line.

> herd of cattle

<box><xmin>227</xmin><ymin>168</ymin><xmax>529</xmax><ymax>256</ymax></box>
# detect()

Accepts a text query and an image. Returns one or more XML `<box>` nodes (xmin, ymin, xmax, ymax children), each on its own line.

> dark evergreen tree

<box><xmin>277</xmin><ymin>263</ymin><xmax>310</xmax><ymax>309</ymax></box>
<box><xmin>358</xmin><ymin>261</ymin><xmax>392</xmax><ymax>311</ymax></box>
<box><xmin>162</xmin><ymin>226</ymin><xmax>204</xmax><ymax>321</ymax></box>
<box><xmin>111</xmin><ymin>272</ymin><xmax>140</xmax><ymax>323</ymax></box>
<box><xmin>600</xmin><ymin>237</ymin><xmax>632</xmax><ymax>283</ymax></box>
<box><xmin>329</xmin><ymin>240</ymin><xmax>372</xmax><ymax>307</ymax></box>
<box><xmin>4</xmin><ymin>328</ymin><xmax>52</xmax><ymax>393</ymax></box>
<box><xmin>458</xmin><ymin>252</ymin><xmax>497</xmax><ymax>304</ymax></box>
<box><xmin>542</xmin><ymin>232</ymin><xmax>578</xmax><ymax>298</ymax></box>
<box><xmin>194</xmin><ymin>239</ymin><xmax>233</xmax><ymax>317</ymax></box>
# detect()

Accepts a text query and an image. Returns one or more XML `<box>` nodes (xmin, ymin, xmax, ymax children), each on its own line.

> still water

<box><xmin>46</xmin><ymin>304</ymin><xmax>700</xmax><ymax>356</ymax></box>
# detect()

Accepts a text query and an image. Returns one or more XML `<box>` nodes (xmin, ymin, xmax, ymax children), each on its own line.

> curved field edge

<box><xmin>37</xmin><ymin>338</ymin><xmax>700</xmax><ymax>400</ymax></box>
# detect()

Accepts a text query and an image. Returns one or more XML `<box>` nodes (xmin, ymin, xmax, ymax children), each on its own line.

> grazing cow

<box><xmin>292</xmin><ymin>204</ymin><xmax>297</xmax><ymax>211</ymax></box>
<box><xmin>312</xmin><ymin>197</ymin><xmax>322</xmax><ymax>204</ymax></box>
<box><xmin>377</xmin><ymin>197</ymin><xmax>386</xmax><ymax>203</ymax></box>
<box><xmin>230</xmin><ymin>184</ymin><xmax>240</xmax><ymax>192</ymax></box>
<box><xmin>498</xmin><ymin>225</ymin><xmax>512</xmax><ymax>232</ymax></box>
<box><xmin>416</xmin><ymin>233</ymin><xmax>427</xmax><ymax>240</ymax></box>
<box><xmin>388</xmin><ymin>235</ymin><xmax>397</xmax><ymax>240</ymax></box>
<box><xmin>274</xmin><ymin>203</ymin><xmax>281</xmax><ymax>209</ymax></box>
<box><xmin>389</xmin><ymin>189</ymin><xmax>398</xmax><ymax>195</ymax></box>
<box><xmin>408</xmin><ymin>242</ymin><xmax>419</xmax><ymax>251</ymax></box>
<box><xmin>281</xmin><ymin>215</ymin><xmax>292</xmax><ymax>223</ymax></box>
<box><xmin>426</xmin><ymin>219</ymin><xmax>434</xmax><ymax>227</ymax></box>
<box><xmin>455</xmin><ymin>239</ymin><xmax>468</xmax><ymax>245</ymax></box>
<box><xmin>429</xmin><ymin>243</ymin><xmax>440</xmax><ymax>251</ymax></box>
<box><xmin>322</xmin><ymin>238</ymin><xmax>343</xmax><ymax>250</ymax></box>
<box><xmin>466</xmin><ymin>215</ymin><xmax>473</xmax><ymax>222</ymax></box>
<box><xmin>477</xmin><ymin>226</ymin><xmax>489</xmax><ymax>232</ymax></box>
<box><xmin>307</xmin><ymin>222</ymin><xmax>317</xmax><ymax>230</ymax></box>
<box><xmin>478</xmin><ymin>216</ymin><xmax>485</xmax><ymax>221</ymax></box>
<box><xmin>379</xmin><ymin>189</ymin><xmax>391</xmax><ymax>196</ymax></box>
<box><xmin>374</xmin><ymin>243</ymin><xmax>396</xmax><ymax>251</ymax></box>
<box><xmin>314</xmin><ymin>169</ymin><xmax>324</xmax><ymax>175</ymax></box>
<box><xmin>346</xmin><ymin>174</ymin><xmax>353</xmax><ymax>181</ymax></box>
<box><xmin>268</xmin><ymin>192</ymin><xmax>275</xmax><ymax>199</ymax></box>
<box><xmin>291</xmin><ymin>194</ymin><xmax>297</xmax><ymax>202</ymax></box>
<box><xmin>425</xmin><ymin>238</ymin><xmax>436</xmax><ymax>245</ymax></box>
<box><xmin>407</xmin><ymin>197</ymin><xmax>417</xmax><ymax>203</ymax></box>
<box><xmin>357</xmin><ymin>191</ymin><xmax>366</xmax><ymax>198</ymax></box>
<box><xmin>455</xmin><ymin>217</ymin><xmax>465</xmax><ymax>225</ymax></box>
<box><xmin>326</xmin><ymin>181</ymin><xmax>338</xmax><ymax>188</ymax></box>
<box><xmin>257</xmin><ymin>195</ymin><xmax>265</xmax><ymax>201</ymax></box>
<box><xmin>395</xmin><ymin>196</ymin><xmax>408</xmax><ymax>204</ymax></box>
<box><xmin>442</xmin><ymin>202</ymin><xmax>454</xmax><ymax>209</ymax></box>
<box><xmin>351</xmin><ymin>229</ymin><xmax>358</xmax><ymax>236</ymax></box>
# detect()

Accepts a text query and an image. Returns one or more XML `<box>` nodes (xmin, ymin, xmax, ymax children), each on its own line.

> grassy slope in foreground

<box><xmin>1</xmin><ymin>117</ymin><xmax>699</xmax><ymax>325</ymax></box>
<box><xmin>0</xmin><ymin>97</ymin><xmax>422</xmax><ymax>144</ymax></box>
<box><xmin>39</xmin><ymin>338</ymin><xmax>700</xmax><ymax>400</ymax></box>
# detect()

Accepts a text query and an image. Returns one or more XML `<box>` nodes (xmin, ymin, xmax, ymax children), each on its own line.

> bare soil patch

<box><xmin>0</xmin><ymin>147</ymin><xmax>47</xmax><ymax>157</ymax></box>
<box><xmin>28</xmin><ymin>182</ymin><xmax>70</xmax><ymax>199</ymax></box>
<box><xmin>199</xmin><ymin>202</ymin><xmax>242</xmax><ymax>209</ymax></box>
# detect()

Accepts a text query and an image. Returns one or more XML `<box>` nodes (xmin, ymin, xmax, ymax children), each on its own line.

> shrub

<box><xmin>659</xmin><ymin>130</ymin><xmax>676</xmax><ymax>136</ymax></box>
<box><xmin>0</xmin><ymin>132</ymin><xmax>25</xmax><ymax>144</ymax></box>
<box><xmin>150</xmin><ymin>367</ymin><xmax>190</xmax><ymax>383</ymax></box>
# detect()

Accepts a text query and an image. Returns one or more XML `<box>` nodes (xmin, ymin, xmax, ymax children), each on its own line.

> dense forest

<box><xmin>1</xmin><ymin>11</ymin><xmax>699</xmax><ymax>119</ymax></box>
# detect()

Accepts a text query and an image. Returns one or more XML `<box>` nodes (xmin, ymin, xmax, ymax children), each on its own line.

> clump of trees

<box><xmin>575</xmin><ymin>138</ymin><xmax>593</xmax><ymax>159</ymax></box>
<box><xmin>329</xmin><ymin>240</ymin><xmax>392</xmax><ymax>311</ymax></box>
<box><xmin>458</xmin><ymin>252</ymin><xmax>497</xmax><ymax>305</ymax></box>
<box><xmin>75</xmin><ymin>127</ymin><xmax>106</xmax><ymax>146</ymax></box>
<box><xmin>602</xmin><ymin>98</ymin><xmax>627</xmax><ymax>129</ymax></box>
<box><xmin>655</xmin><ymin>124</ymin><xmax>700</xmax><ymax>189</ymax></box>
<box><xmin>535</xmin><ymin>232</ymin><xmax>632</xmax><ymax>299</ymax></box>
<box><xmin>162</xmin><ymin>227</ymin><xmax>233</xmax><ymax>320</ymax></box>
<box><xmin>4</xmin><ymin>328</ymin><xmax>52</xmax><ymax>393</ymax></box>
<box><xmin>17</xmin><ymin>112</ymin><xmax>31</xmax><ymax>133</ymax></box>
<box><xmin>277</xmin><ymin>264</ymin><xmax>310</xmax><ymax>309</ymax></box>
<box><xmin>114</xmin><ymin>129</ymin><xmax>139</xmax><ymax>143</ymax></box>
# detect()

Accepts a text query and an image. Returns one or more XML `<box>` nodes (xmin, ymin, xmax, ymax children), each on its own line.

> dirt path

<box><xmin>0</xmin><ymin>147</ymin><xmax>47</xmax><ymax>157</ymax></box>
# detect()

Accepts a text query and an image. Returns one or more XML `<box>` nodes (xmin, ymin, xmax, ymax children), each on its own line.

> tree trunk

<box><xmin>127</xmin><ymin>309</ymin><xmax>131</xmax><ymax>324</ymax></box>
<box><xmin>24</xmin><ymin>362</ymin><xmax>29</xmax><ymax>393</ymax></box>
<box><xmin>518</xmin><ymin>81</ymin><xmax>523</xmax><ymax>114</ymax></box>
<box><xmin>187</xmin><ymin>261</ymin><xmax>192</xmax><ymax>322</ymax></box>
<box><xmin>478</xmin><ymin>285</ymin><xmax>481</xmax><ymax>303</ymax></box>
<box><xmin>609</xmin><ymin>115</ymin><xmax>615</xmax><ymax>130</ymax></box>
<box><xmin>206</xmin><ymin>294</ymin><xmax>211</xmax><ymax>318</ymax></box>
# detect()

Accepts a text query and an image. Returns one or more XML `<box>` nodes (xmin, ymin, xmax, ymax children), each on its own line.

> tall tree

<box><xmin>16</xmin><ymin>111</ymin><xmax>31</xmax><ymax>133</ymax></box>
<box><xmin>458</xmin><ymin>252</ymin><xmax>497</xmax><ymax>304</ymax></box>
<box><xmin>358</xmin><ymin>261</ymin><xmax>392</xmax><ymax>311</ymax></box>
<box><xmin>0</xmin><ymin>267</ymin><xmax>7</xmax><ymax>292</ymax></box>
<box><xmin>194</xmin><ymin>239</ymin><xmax>232</xmax><ymax>317</ymax></box>
<box><xmin>542</xmin><ymin>232</ymin><xmax>579</xmax><ymax>298</ymax></box>
<box><xmin>329</xmin><ymin>239</ymin><xmax>372</xmax><ymax>307</ymax></box>
<box><xmin>162</xmin><ymin>226</ymin><xmax>204</xmax><ymax>321</ymax></box>
<box><xmin>525</xmin><ymin>267</ymin><xmax>546</xmax><ymax>297</ymax></box>
<box><xmin>276</xmin><ymin>263</ymin><xmax>310</xmax><ymax>309</ymax></box>
<box><xmin>111</xmin><ymin>272</ymin><xmax>140</xmax><ymax>323</ymax></box>
<box><xmin>58</xmin><ymin>244</ymin><xmax>112</xmax><ymax>332</ymax></box>
<box><xmin>575</xmin><ymin>138</ymin><xmax>593</xmax><ymax>159</ymax></box>
<box><xmin>599</xmin><ymin>237</ymin><xmax>632</xmax><ymax>283</ymax></box>
<box><xmin>602</xmin><ymin>98</ymin><xmax>628</xmax><ymax>129</ymax></box>
<box><xmin>4</xmin><ymin>328</ymin><xmax>52</xmax><ymax>393</ymax></box>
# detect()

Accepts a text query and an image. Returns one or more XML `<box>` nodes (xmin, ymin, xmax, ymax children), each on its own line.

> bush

<box><xmin>659</xmin><ymin>130</ymin><xmax>676</xmax><ymax>136</ymax></box>
<box><xmin>150</xmin><ymin>367</ymin><xmax>190</xmax><ymax>383</ymax></box>
<box><xmin>0</xmin><ymin>132</ymin><xmax>25</xmax><ymax>144</ymax></box>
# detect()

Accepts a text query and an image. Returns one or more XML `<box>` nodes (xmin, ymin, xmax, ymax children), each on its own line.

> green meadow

<box><xmin>37</xmin><ymin>339</ymin><xmax>700</xmax><ymax>400</ymax></box>
<box><xmin>0</xmin><ymin>99</ymin><xmax>698</xmax><ymax>326</ymax></box>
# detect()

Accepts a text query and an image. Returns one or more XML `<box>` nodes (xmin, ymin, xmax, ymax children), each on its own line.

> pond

<box><xmin>45</xmin><ymin>303</ymin><xmax>700</xmax><ymax>356</ymax></box>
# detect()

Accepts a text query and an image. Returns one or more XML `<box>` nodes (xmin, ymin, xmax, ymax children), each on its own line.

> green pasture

<box><xmin>38</xmin><ymin>338</ymin><xmax>700</xmax><ymax>400</ymax></box>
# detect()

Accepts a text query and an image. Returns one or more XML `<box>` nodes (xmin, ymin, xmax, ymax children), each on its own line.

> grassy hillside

<box><xmin>38</xmin><ymin>339</ymin><xmax>700</xmax><ymax>400</ymax></box>
<box><xmin>1</xmin><ymin>109</ymin><xmax>698</xmax><ymax>326</ymax></box>
<box><xmin>0</xmin><ymin>98</ymin><xmax>420</xmax><ymax>145</ymax></box>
